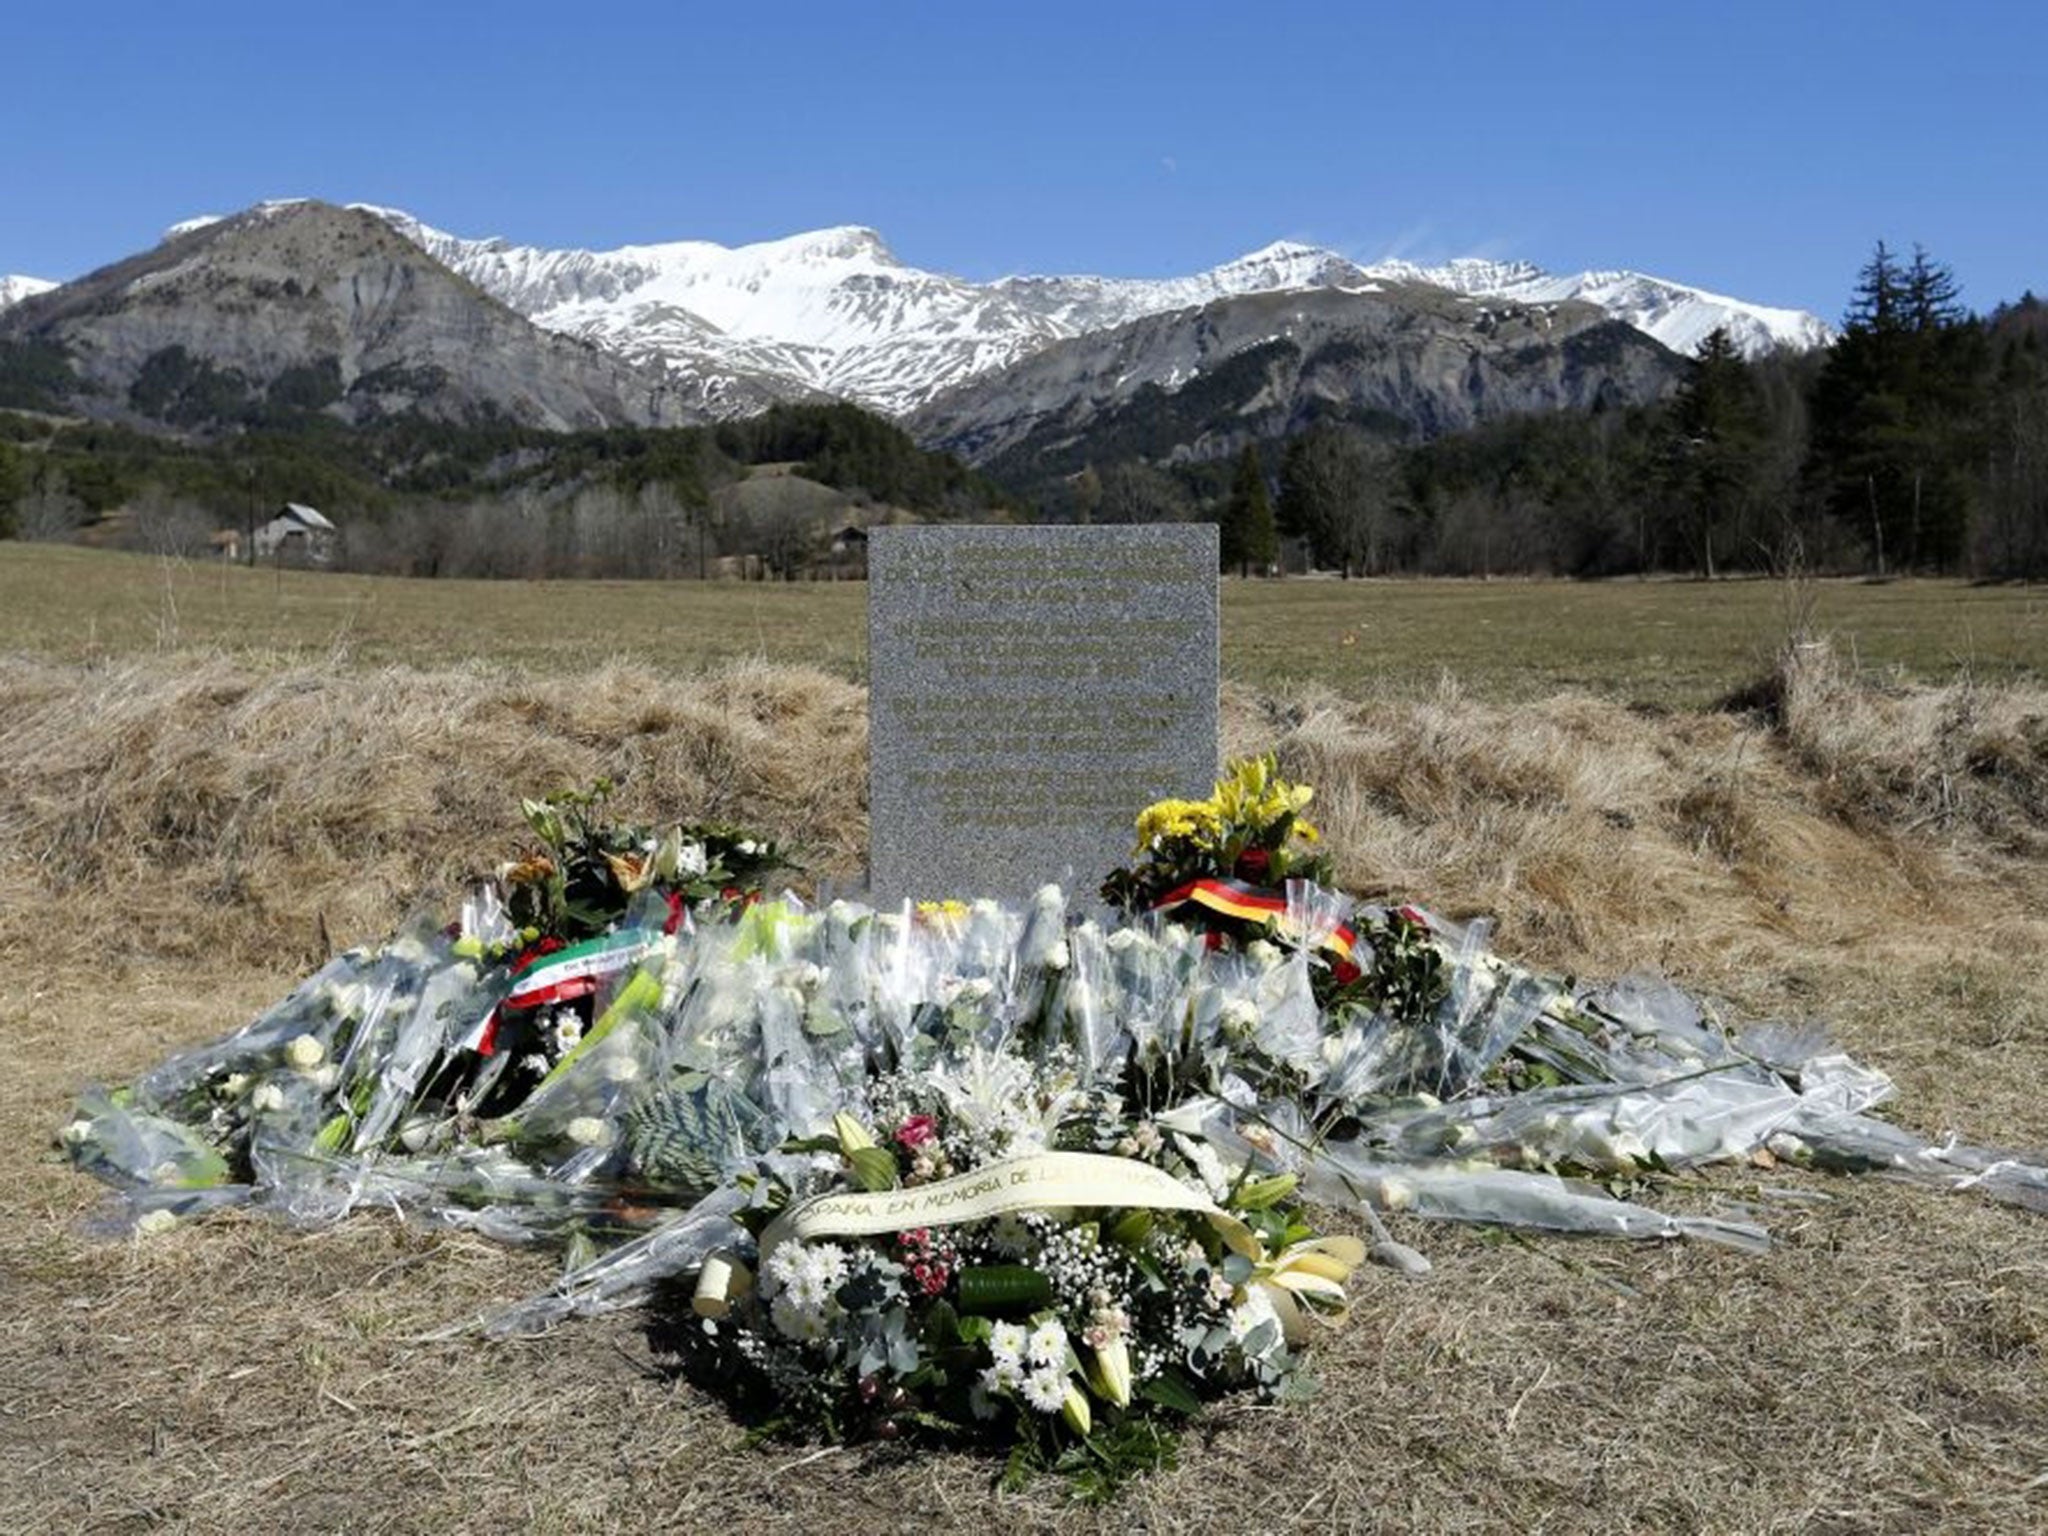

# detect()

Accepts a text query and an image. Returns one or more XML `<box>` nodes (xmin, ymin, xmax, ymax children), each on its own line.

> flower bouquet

<box><xmin>56</xmin><ymin>760</ymin><xmax>2048</xmax><ymax>1495</ymax></box>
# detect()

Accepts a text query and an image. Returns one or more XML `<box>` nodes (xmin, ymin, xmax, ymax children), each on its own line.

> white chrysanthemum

<box><xmin>1020</xmin><ymin>1367</ymin><xmax>1068</xmax><ymax>1414</ymax></box>
<box><xmin>550</xmin><ymin>1011</ymin><xmax>584</xmax><ymax>1057</ymax></box>
<box><xmin>285</xmin><ymin>1034</ymin><xmax>325</xmax><ymax>1070</ymax></box>
<box><xmin>774</xmin><ymin>1242</ymin><xmax>850</xmax><ymax>1312</ymax></box>
<box><xmin>763</xmin><ymin>1244</ymin><xmax>802</xmax><ymax>1294</ymax></box>
<box><xmin>251</xmin><ymin>1083</ymin><xmax>287</xmax><ymax>1114</ymax></box>
<box><xmin>989</xmin><ymin>1319</ymin><xmax>1029</xmax><ymax>1367</ymax></box>
<box><xmin>988</xmin><ymin>1214</ymin><xmax>1032</xmax><ymax>1256</ymax></box>
<box><xmin>134</xmin><ymin>1209</ymin><xmax>179</xmax><ymax>1238</ymax></box>
<box><xmin>769</xmin><ymin>1295</ymin><xmax>829</xmax><ymax>1342</ymax></box>
<box><xmin>1027</xmin><ymin>1319</ymin><xmax>1067</xmax><ymax>1369</ymax></box>
<box><xmin>565</xmin><ymin>1116</ymin><xmax>611</xmax><ymax>1148</ymax></box>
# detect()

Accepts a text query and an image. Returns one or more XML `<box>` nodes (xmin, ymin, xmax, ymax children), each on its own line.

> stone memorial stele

<box><xmin>867</xmin><ymin>524</ymin><xmax>1219</xmax><ymax>906</ymax></box>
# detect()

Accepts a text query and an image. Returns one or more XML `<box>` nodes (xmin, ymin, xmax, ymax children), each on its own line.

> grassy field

<box><xmin>2</xmin><ymin>543</ymin><xmax>2043</xmax><ymax>703</ymax></box>
<box><xmin>3</xmin><ymin>545</ymin><xmax>2048</xmax><ymax>1531</ymax></box>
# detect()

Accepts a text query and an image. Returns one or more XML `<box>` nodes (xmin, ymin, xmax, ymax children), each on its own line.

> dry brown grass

<box><xmin>5</xmin><ymin>644</ymin><xmax>2048</xmax><ymax>1532</ymax></box>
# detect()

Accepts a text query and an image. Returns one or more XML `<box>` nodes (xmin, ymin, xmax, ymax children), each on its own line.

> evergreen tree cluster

<box><xmin>1059</xmin><ymin>245</ymin><xmax>2048</xmax><ymax>581</ymax></box>
<box><xmin>0</xmin><ymin>400</ymin><xmax>1007</xmax><ymax>574</ymax></box>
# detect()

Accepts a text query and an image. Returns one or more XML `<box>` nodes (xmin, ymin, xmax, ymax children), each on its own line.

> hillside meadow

<box><xmin>2</xmin><ymin>544</ymin><xmax>2047</xmax><ymax>1532</ymax></box>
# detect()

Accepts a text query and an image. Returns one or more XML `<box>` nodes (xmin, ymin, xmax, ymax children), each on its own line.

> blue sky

<box><xmin>3</xmin><ymin>1</ymin><xmax>2041</xmax><ymax>320</ymax></box>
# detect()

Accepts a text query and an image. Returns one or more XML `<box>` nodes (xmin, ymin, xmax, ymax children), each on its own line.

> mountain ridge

<box><xmin>0</xmin><ymin>201</ymin><xmax>698</xmax><ymax>432</ymax></box>
<box><xmin>337</xmin><ymin>206</ymin><xmax>1829</xmax><ymax>417</ymax></box>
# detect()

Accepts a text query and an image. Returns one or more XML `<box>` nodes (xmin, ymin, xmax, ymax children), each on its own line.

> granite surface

<box><xmin>868</xmin><ymin>524</ymin><xmax>1219</xmax><ymax>906</ymax></box>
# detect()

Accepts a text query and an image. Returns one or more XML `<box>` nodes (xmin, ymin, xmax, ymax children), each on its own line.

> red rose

<box><xmin>895</xmin><ymin>1115</ymin><xmax>938</xmax><ymax>1149</ymax></box>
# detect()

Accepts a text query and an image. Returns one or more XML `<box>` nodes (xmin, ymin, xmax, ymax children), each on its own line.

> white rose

<box><xmin>251</xmin><ymin>1084</ymin><xmax>287</xmax><ymax>1113</ymax></box>
<box><xmin>1220</xmin><ymin>998</ymin><xmax>1260</xmax><ymax>1041</ymax></box>
<box><xmin>285</xmin><ymin>1034</ymin><xmax>325</xmax><ymax>1071</ymax></box>
<box><xmin>60</xmin><ymin>1119</ymin><xmax>94</xmax><ymax>1146</ymax></box>
<box><xmin>221</xmin><ymin>1073</ymin><xmax>250</xmax><ymax>1098</ymax></box>
<box><xmin>1041</xmin><ymin>940</ymin><xmax>1070</xmax><ymax>973</ymax></box>
<box><xmin>310</xmin><ymin>1064</ymin><xmax>341</xmax><ymax>1092</ymax></box>
<box><xmin>1373</xmin><ymin>1176</ymin><xmax>1415</xmax><ymax>1213</ymax></box>
<box><xmin>566</xmin><ymin>1116</ymin><xmax>611</xmax><ymax>1148</ymax></box>
<box><xmin>602</xmin><ymin>1057</ymin><xmax>641</xmax><ymax>1084</ymax></box>
<box><xmin>1245</xmin><ymin>939</ymin><xmax>1282</xmax><ymax>971</ymax></box>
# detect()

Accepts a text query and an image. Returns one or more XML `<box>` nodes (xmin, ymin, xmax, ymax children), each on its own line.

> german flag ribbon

<box><xmin>1148</xmin><ymin>877</ymin><xmax>1361</xmax><ymax>969</ymax></box>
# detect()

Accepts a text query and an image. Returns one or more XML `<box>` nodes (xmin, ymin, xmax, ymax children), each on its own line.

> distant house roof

<box><xmin>278</xmin><ymin>503</ymin><xmax>335</xmax><ymax>532</ymax></box>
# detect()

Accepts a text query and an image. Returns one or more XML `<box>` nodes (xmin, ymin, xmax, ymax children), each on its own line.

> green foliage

<box><xmin>504</xmin><ymin>779</ymin><xmax>788</xmax><ymax>943</ymax></box>
<box><xmin>0</xmin><ymin>439</ymin><xmax>17</xmax><ymax>536</ymax></box>
<box><xmin>1218</xmin><ymin>445</ymin><xmax>1276</xmax><ymax>575</ymax></box>
<box><xmin>0</xmin><ymin>338</ymin><xmax>80</xmax><ymax>412</ymax></box>
<box><xmin>714</xmin><ymin>401</ymin><xmax>1007</xmax><ymax>513</ymax></box>
<box><xmin>129</xmin><ymin>346</ymin><xmax>257</xmax><ymax>427</ymax></box>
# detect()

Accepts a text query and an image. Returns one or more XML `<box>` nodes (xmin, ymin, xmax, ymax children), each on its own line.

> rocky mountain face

<box><xmin>908</xmin><ymin>284</ymin><xmax>1686</xmax><ymax>475</ymax></box>
<box><xmin>355</xmin><ymin>210</ymin><xmax>1828</xmax><ymax>419</ymax></box>
<box><xmin>0</xmin><ymin>202</ymin><xmax>698</xmax><ymax>432</ymax></box>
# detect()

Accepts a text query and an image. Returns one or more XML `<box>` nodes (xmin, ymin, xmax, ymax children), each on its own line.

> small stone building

<box><xmin>251</xmin><ymin>503</ymin><xmax>337</xmax><ymax>563</ymax></box>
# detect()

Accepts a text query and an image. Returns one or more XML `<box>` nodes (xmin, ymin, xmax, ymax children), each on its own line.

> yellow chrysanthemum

<box><xmin>1133</xmin><ymin>797</ymin><xmax>1222</xmax><ymax>852</ymax></box>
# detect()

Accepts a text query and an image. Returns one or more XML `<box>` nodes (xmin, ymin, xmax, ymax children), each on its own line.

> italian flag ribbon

<box><xmin>465</xmin><ymin>929</ymin><xmax>662</xmax><ymax>1055</ymax></box>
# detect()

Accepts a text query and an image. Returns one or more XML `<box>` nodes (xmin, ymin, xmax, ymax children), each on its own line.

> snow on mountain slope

<box><xmin>349</xmin><ymin>207</ymin><xmax>1830</xmax><ymax>417</ymax></box>
<box><xmin>1365</xmin><ymin>257</ymin><xmax>1833</xmax><ymax>358</ymax></box>
<box><xmin>0</xmin><ymin>275</ymin><xmax>56</xmax><ymax>313</ymax></box>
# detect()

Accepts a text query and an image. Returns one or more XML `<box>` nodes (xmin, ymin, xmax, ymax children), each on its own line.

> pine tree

<box><xmin>1668</xmin><ymin>328</ymin><xmax>1764</xmax><ymax>578</ymax></box>
<box><xmin>1218</xmin><ymin>445</ymin><xmax>1277</xmax><ymax>576</ymax></box>
<box><xmin>1808</xmin><ymin>242</ymin><xmax>1986</xmax><ymax>571</ymax></box>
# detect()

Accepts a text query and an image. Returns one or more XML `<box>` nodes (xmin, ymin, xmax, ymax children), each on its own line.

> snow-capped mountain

<box><xmin>348</xmin><ymin>209</ymin><xmax>1829</xmax><ymax>418</ymax></box>
<box><xmin>0</xmin><ymin>275</ymin><xmax>56</xmax><ymax>314</ymax></box>
<box><xmin>1364</xmin><ymin>257</ymin><xmax>1833</xmax><ymax>359</ymax></box>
